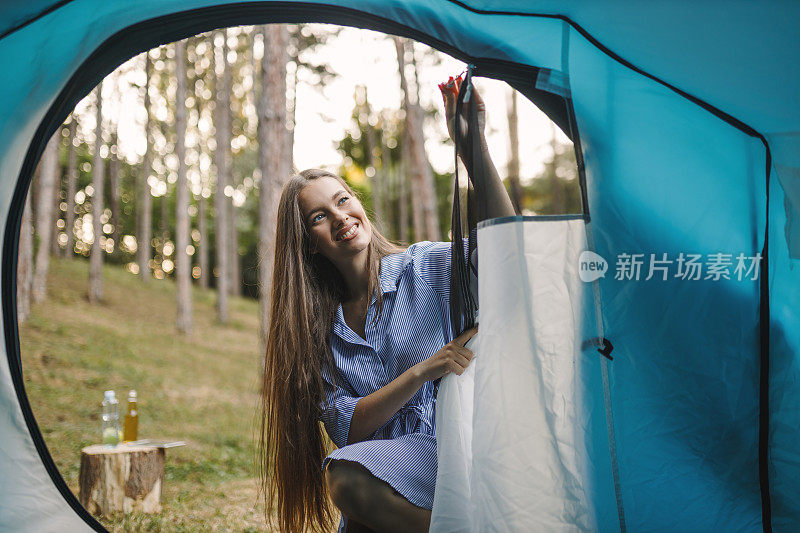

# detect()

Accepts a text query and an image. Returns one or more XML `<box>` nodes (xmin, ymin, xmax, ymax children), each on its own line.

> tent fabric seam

<box><xmin>442</xmin><ymin>0</ymin><xmax>766</xmax><ymax>142</ymax></box>
<box><xmin>0</xmin><ymin>0</ymin><xmax>77</xmax><ymax>41</ymax></box>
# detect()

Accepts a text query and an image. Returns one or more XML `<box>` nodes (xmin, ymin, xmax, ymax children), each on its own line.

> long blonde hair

<box><xmin>258</xmin><ymin>168</ymin><xmax>405</xmax><ymax>531</ymax></box>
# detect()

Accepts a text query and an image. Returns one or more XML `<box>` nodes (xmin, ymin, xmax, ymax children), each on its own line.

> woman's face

<box><xmin>298</xmin><ymin>176</ymin><xmax>372</xmax><ymax>262</ymax></box>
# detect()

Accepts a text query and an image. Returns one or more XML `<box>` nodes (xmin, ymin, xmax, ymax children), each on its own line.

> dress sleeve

<box><xmin>411</xmin><ymin>234</ymin><xmax>474</xmax><ymax>304</ymax></box>
<box><xmin>410</xmin><ymin>234</ymin><xmax>476</xmax><ymax>341</ymax></box>
<box><xmin>319</xmin><ymin>361</ymin><xmax>361</xmax><ymax>449</ymax></box>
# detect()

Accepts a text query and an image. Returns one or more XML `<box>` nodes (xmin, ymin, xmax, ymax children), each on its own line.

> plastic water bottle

<box><xmin>101</xmin><ymin>390</ymin><xmax>120</xmax><ymax>446</ymax></box>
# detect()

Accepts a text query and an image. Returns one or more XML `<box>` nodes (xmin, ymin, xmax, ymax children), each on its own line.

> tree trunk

<box><xmin>50</xmin><ymin>137</ymin><xmax>62</xmax><ymax>257</ymax></box>
<box><xmin>378</xmin><ymin>125</ymin><xmax>391</xmax><ymax>238</ymax></box>
<box><xmin>394</xmin><ymin>37</ymin><xmax>440</xmax><ymax>242</ymax></box>
<box><xmin>79</xmin><ymin>445</ymin><xmax>164</xmax><ymax>516</ymax></box>
<box><xmin>506</xmin><ymin>88</ymin><xmax>523</xmax><ymax>214</ymax></box>
<box><xmin>213</xmin><ymin>30</ymin><xmax>230</xmax><ymax>323</ymax></box>
<box><xmin>65</xmin><ymin>117</ymin><xmax>78</xmax><ymax>259</ymax></box>
<box><xmin>32</xmin><ymin>131</ymin><xmax>60</xmax><ymax>304</ymax></box>
<box><xmin>360</xmin><ymin>87</ymin><xmax>383</xmax><ymax>229</ymax></box>
<box><xmin>175</xmin><ymin>40</ymin><xmax>193</xmax><ymax>334</ymax></box>
<box><xmin>195</xmin><ymin>44</ymin><xmax>210</xmax><ymax>290</ymax></box>
<box><xmin>366</xmin><ymin>121</ymin><xmax>381</xmax><ymax>228</ymax></box>
<box><xmin>109</xmin><ymin>131</ymin><xmax>122</xmax><ymax>255</ymax></box>
<box><xmin>17</xmin><ymin>192</ymin><xmax>34</xmax><ymax>323</ymax></box>
<box><xmin>409</xmin><ymin>45</ymin><xmax>440</xmax><ymax>241</ymax></box>
<box><xmin>398</xmin><ymin>131</ymin><xmax>409</xmax><ymax>244</ymax></box>
<box><xmin>138</xmin><ymin>53</ymin><xmax>153</xmax><ymax>280</ymax></box>
<box><xmin>159</xmin><ymin>187</ymin><xmax>168</xmax><ymax>266</ymax></box>
<box><xmin>550</xmin><ymin>124</ymin><xmax>562</xmax><ymax>213</ymax></box>
<box><xmin>226</xmin><ymin>34</ymin><xmax>240</xmax><ymax>298</ymax></box>
<box><xmin>88</xmin><ymin>83</ymin><xmax>105</xmax><ymax>304</ymax></box>
<box><xmin>197</xmin><ymin>194</ymin><xmax>208</xmax><ymax>288</ymax></box>
<box><xmin>387</xmin><ymin>159</ymin><xmax>397</xmax><ymax>241</ymax></box>
<box><xmin>228</xmin><ymin>201</ymin><xmax>240</xmax><ymax>296</ymax></box>
<box><xmin>394</xmin><ymin>38</ymin><xmax>423</xmax><ymax>242</ymax></box>
<box><xmin>158</xmin><ymin>103</ymin><xmax>169</xmax><ymax>263</ymax></box>
<box><xmin>286</xmin><ymin>62</ymin><xmax>297</xmax><ymax>172</ymax></box>
<box><xmin>257</xmin><ymin>24</ymin><xmax>290</xmax><ymax>353</ymax></box>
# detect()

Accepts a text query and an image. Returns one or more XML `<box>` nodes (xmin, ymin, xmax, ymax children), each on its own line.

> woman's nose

<box><xmin>332</xmin><ymin>210</ymin><xmax>349</xmax><ymax>228</ymax></box>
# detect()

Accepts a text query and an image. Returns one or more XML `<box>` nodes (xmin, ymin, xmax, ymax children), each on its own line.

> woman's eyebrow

<box><xmin>306</xmin><ymin>190</ymin><xmax>348</xmax><ymax>221</ymax></box>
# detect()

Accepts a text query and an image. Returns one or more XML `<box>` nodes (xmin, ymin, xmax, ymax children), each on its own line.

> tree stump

<box><xmin>79</xmin><ymin>444</ymin><xmax>164</xmax><ymax>515</ymax></box>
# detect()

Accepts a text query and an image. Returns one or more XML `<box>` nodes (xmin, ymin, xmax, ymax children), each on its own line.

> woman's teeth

<box><xmin>339</xmin><ymin>223</ymin><xmax>358</xmax><ymax>241</ymax></box>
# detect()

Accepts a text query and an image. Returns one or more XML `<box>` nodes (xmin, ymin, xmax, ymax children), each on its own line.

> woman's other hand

<box><xmin>414</xmin><ymin>325</ymin><xmax>479</xmax><ymax>382</ymax></box>
<box><xmin>439</xmin><ymin>75</ymin><xmax>486</xmax><ymax>153</ymax></box>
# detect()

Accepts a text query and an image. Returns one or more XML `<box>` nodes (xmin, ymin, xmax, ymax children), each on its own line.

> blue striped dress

<box><xmin>319</xmin><ymin>240</ymin><xmax>461</xmax><ymax>533</ymax></box>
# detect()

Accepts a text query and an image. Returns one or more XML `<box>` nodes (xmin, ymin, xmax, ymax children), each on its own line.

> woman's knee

<box><xmin>324</xmin><ymin>460</ymin><xmax>372</xmax><ymax>517</ymax></box>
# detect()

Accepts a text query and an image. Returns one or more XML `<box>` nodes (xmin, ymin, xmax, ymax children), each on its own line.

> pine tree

<box><xmin>506</xmin><ymin>88</ymin><xmax>523</xmax><ymax>213</ymax></box>
<box><xmin>175</xmin><ymin>39</ymin><xmax>193</xmax><ymax>333</ymax></box>
<box><xmin>17</xmin><ymin>186</ymin><xmax>34</xmax><ymax>322</ymax></box>
<box><xmin>32</xmin><ymin>131</ymin><xmax>60</xmax><ymax>304</ymax></box>
<box><xmin>109</xmin><ymin>130</ymin><xmax>122</xmax><ymax>255</ymax></box>
<box><xmin>137</xmin><ymin>52</ymin><xmax>154</xmax><ymax>280</ymax></box>
<box><xmin>88</xmin><ymin>83</ymin><xmax>105</xmax><ymax>303</ymax></box>
<box><xmin>213</xmin><ymin>30</ymin><xmax>230</xmax><ymax>323</ymax></box>
<box><xmin>64</xmin><ymin>116</ymin><xmax>78</xmax><ymax>258</ymax></box>
<box><xmin>257</xmin><ymin>24</ymin><xmax>290</xmax><ymax>352</ymax></box>
<box><xmin>393</xmin><ymin>37</ymin><xmax>440</xmax><ymax>241</ymax></box>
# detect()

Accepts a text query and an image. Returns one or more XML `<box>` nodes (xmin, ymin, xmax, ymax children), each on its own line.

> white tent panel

<box><xmin>432</xmin><ymin>218</ymin><xmax>600</xmax><ymax>531</ymax></box>
<box><xmin>0</xmin><ymin>346</ymin><xmax>93</xmax><ymax>532</ymax></box>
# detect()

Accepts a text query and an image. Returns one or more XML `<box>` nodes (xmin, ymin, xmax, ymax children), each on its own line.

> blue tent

<box><xmin>1</xmin><ymin>2</ymin><xmax>797</xmax><ymax>531</ymax></box>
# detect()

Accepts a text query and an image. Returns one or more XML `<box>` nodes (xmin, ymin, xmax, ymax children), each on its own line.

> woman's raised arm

<box><xmin>440</xmin><ymin>75</ymin><xmax>516</xmax><ymax>220</ymax></box>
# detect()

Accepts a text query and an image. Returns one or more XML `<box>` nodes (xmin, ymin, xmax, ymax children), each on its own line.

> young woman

<box><xmin>259</xmin><ymin>76</ymin><xmax>515</xmax><ymax>532</ymax></box>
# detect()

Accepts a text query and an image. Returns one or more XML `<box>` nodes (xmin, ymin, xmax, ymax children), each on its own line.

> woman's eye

<box><xmin>338</xmin><ymin>196</ymin><xmax>349</xmax><ymax>205</ymax></box>
<box><xmin>312</xmin><ymin>213</ymin><xmax>324</xmax><ymax>223</ymax></box>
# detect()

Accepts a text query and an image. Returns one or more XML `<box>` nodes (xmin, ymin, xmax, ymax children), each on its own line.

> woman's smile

<box><xmin>337</xmin><ymin>222</ymin><xmax>359</xmax><ymax>242</ymax></box>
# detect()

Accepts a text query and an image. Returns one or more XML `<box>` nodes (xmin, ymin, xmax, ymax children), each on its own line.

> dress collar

<box><xmin>332</xmin><ymin>250</ymin><xmax>412</xmax><ymax>343</ymax></box>
<box><xmin>377</xmin><ymin>250</ymin><xmax>412</xmax><ymax>295</ymax></box>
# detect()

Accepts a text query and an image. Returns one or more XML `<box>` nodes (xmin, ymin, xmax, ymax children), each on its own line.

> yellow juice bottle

<box><xmin>122</xmin><ymin>390</ymin><xmax>138</xmax><ymax>442</ymax></box>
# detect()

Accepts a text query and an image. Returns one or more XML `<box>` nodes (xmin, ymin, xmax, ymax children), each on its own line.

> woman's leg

<box><xmin>325</xmin><ymin>459</ymin><xmax>432</xmax><ymax>533</ymax></box>
<box><xmin>344</xmin><ymin>519</ymin><xmax>377</xmax><ymax>533</ymax></box>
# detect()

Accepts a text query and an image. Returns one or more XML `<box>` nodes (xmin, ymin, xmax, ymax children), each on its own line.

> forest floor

<box><xmin>20</xmin><ymin>258</ymin><xmax>338</xmax><ymax>532</ymax></box>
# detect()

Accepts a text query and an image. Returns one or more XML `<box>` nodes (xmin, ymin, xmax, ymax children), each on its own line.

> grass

<box><xmin>19</xmin><ymin>257</ymin><xmax>317</xmax><ymax>532</ymax></box>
